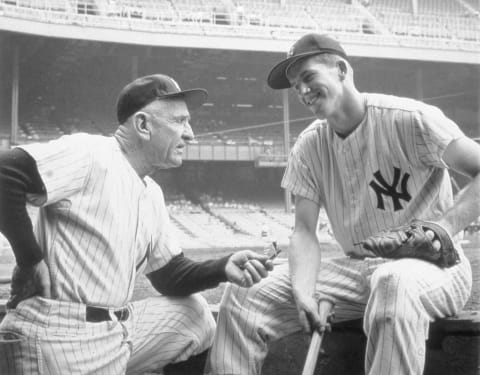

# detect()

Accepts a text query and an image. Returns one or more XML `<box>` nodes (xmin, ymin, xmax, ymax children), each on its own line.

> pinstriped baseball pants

<box><xmin>0</xmin><ymin>294</ymin><xmax>216</xmax><ymax>374</ymax></box>
<box><xmin>207</xmin><ymin>252</ymin><xmax>472</xmax><ymax>375</ymax></box>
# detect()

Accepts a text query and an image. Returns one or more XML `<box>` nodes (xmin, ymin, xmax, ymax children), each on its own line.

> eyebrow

<box><xmin>170</xmin><ymin>114</ymin><xmax>190</xmax><ymax>122</ymax></box>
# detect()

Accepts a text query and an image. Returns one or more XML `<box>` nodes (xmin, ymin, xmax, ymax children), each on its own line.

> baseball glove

<box><xmin>359</xmin><ymin>220</ymin><xmax>460</xmax><ymax>268</ymax></box>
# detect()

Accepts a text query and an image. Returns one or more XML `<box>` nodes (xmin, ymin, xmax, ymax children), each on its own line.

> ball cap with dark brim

<box><xmin>116</xmin><ymin>74</ymin><xmax>208</xmax><ymax>124</ymax></box>
<box><xmin>267</xmin><ymin>33</ymin><xmax>348</xmax><ymax>90</ymax></box>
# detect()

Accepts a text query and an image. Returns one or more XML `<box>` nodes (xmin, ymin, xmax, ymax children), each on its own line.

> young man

<box><xmin>207</xmin><ymin>33</ymin><xmax>480</xmax><ymax>375</ymax></box>
<box><xmin>0</xmin><ymin>74</ymin><xmax>273</xmax><ymax>374</ymax></box>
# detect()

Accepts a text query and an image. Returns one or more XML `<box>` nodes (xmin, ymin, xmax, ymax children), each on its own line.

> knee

<box><xmin>183</xmin><ymin>294</ymin><xmax>216</xmax><ymax>346</ymax></box>
<box><xmin>218</xmin><ymin>281</ymin><xmax>262</xmax><ymax>320</ymax></box>
<box><xmin>367</xmin><ymin>269</ymin><xmax>420</xmax><ymax>325</ymax></box>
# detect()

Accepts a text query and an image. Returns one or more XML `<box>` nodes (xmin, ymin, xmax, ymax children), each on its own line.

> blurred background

<box><xmin>0</xmin><ymin>0</ymin><xmax>479</xmax><ymax>253</ymax></box>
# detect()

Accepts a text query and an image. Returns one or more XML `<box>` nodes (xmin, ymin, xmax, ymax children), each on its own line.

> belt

<box><xmin>85</xmin><ymin>306</ymin><xmax>129</xmax><ymax>323</ymax></box>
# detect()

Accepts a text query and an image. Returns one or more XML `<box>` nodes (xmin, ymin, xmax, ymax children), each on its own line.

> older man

<box><xmin>0</xmin><ymin>74</ymin><xmax>272</xmax><ymax>374</ymax></box>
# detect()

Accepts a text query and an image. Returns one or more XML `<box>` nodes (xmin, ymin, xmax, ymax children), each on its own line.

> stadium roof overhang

<box><xmin>1</xmin><ymin>16</ymin><xmax>479</xmax><ymax>65</ymax></box>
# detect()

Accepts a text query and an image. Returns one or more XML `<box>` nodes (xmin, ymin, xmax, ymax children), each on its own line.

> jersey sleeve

<box><xmin>412</xmin><ymin>104</ymin><xmax>465</xmax><ymax>169</ymax></box>
<box><xmin>281</xmin><ymin>135</ymin><xmax>321</xmax><ymax>205</ymax></box>
<box><xmin>144</xmin><ymin>184</ymin><xmax>183</xmax><ymax>274</ymax></box>
<box><xmin>17</xmin><ymin>134</ymin><xmax>92</xmax><ymax>206</ymax></box>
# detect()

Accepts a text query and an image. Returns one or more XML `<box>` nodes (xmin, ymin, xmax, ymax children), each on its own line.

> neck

<box><xmin>114</xmin><ymin>125</ymin><xmax>152</xmax><ymax>178</ymax></box>
<box><xmin>327</xmin><ymin>89</ymin><xmax>366</xmax><ymax>138</ymax></box>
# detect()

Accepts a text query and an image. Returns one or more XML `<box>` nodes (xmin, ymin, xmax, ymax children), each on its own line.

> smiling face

<box><xmin>286</xmin><ymin>54</ymin><xmax>346</xmax><ymax>119</ymax></box>
<box><xmin>145</xmin><ymin>98</ymin><xmax>194</xmax><ymax>169</ymax></box>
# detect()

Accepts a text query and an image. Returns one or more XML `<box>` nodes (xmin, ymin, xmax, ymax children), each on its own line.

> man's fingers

<box><xmin>425</xmin><ymin>230</ymin><xmax>435</xmax><ymax>240</ymax></box>
<box><xmin>298</xmin><ymin>310</ymin><xmax>312</xmax><ymax>333</ymax></box>
<box><xmin>248</xmin><ymin>259</ymin><xmax>269</xmax><ymax>278</ymax></box>
<box><xmin>242</xmin><ymin>269</ymin><xmax>254</xmax><ymax>287</ymax></box>
<box><xmin>425</xmin><ymin>230</ymin><xmax>441</xmax><ymax>251</ymax></box>
<box><xmin>244</xmin><ymin>261</ymin><xmax>262</xmax><ymax>283</ymax></box>
<box><xmin>38</xmin><ymin>281</ymin><xmax>51</xmax><ymax>299</ymax></box>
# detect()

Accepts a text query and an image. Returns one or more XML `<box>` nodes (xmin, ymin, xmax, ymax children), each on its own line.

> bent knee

<box><xmin>218</xmin><ymin>281</ymin><xmax>266</xmax><ymax>316</ymax></box>
<box><xmin>370</xmin><ymin>263</ymin><xmax>420</xmax><ymax>296</ymax></box>
<box><xmin>186</xmin><ymin>294</ymin><xmax>216</xmax><ymax>335</ymax></box>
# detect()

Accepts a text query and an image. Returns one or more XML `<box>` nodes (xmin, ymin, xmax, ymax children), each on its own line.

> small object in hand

<box><xmin>359</xmin><ymin>219</ymin><xmax>460</xmax><ymax>268</ymax></box>
<box><xmin>264</xmin><ymin>241</ymin><xmax>282</xmax><ymax>260</ymax></box>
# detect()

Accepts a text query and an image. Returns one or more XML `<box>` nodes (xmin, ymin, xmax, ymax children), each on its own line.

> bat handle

<box><xmin>301</xmin><ymin>330</ymin><xmax>324</xmax><ymax>375</ymax></box>
<box><xmin>301</xmin><ymin>299</ymin><xmax>334</xmax><ymax>375</ymax></box>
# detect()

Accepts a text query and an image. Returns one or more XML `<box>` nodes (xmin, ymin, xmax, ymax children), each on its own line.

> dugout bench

<box><xmin>0</xmin><ymin>301</ymin><xmax>478</xmax><ymax>375</ymax></box>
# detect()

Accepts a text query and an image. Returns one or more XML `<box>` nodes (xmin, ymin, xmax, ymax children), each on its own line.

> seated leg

<box><xmin>126</xmin><ymin>294</ymin><xmax>216</xmax><ymax>375</ymax></box>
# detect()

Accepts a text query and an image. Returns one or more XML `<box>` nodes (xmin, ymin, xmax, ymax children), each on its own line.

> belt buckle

<box><xmin>113</xmin><ymin>308</ymin><xmax>129</xmax><ymax>322</ymax></box>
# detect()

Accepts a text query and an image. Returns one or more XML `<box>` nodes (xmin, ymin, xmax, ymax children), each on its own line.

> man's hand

<box><xmin>225</xmin><ymin>250</ymin><xmax>274</xmax><ymax>287</ymax></box>
<box><xmin>7</xmin><ymin>259</ymin><xmax>56</xmax><ymax>309</ymax></box>
<box><xmin>294</xmin><ymin>293</ymin><xmax>322</xmax><ymax>334</ymax></box>
<box><xmin>294</xmin><ymin>293</ymin><xmax>334</xmax><ymax>334</ymax></box>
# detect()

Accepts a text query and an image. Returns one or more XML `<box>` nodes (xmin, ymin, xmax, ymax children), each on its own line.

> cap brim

<box><xmin>267</xmin><ymin>51</ymin><xmax>324</xmax><ymax>90</ymax></box>
<box><xmin>160</xmin><ymin>88</ymin><xmax>208</xmax><ymax>110</ymax></box>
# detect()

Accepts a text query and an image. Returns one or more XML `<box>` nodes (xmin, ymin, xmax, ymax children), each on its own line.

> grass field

<box><xmin>1</xmin><ymin>237</ymin><xmax>479</xmax><ymax>311</ymax></box>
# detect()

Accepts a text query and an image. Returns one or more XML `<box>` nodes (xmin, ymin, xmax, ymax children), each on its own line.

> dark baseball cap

<box><xmin>267</xmin><ymin>33</ymin><xmax>348</xmax><ymax>90</ymax></box>
<box><xmin>116</xmin><ymin>74</ymin><xmax>208</xmax><ymax>124</ymax></box>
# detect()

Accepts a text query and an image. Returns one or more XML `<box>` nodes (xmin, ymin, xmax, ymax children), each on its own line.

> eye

<box><xmin>303</xmin><ymin>73</ymin><xmax>315</xmax><ymax>83</ymax></box>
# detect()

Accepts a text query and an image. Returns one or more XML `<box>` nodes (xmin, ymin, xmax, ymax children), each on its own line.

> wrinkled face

<box><xmin>147</xmin><ymin>98</ymin><xmax>194</xmax><ymax>169</ymax></box>
<box><xmin>286</xmin><ymin>56</ymin><xmax>344</xmax><ymax>119</ymax></box>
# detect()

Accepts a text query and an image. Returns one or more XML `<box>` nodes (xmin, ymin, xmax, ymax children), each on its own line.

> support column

<box><xmin>282</xmin><ymin>87</ymin><xmax>292</xmax><ymax>213</ymax></box>
<box><xmin>10</xmin><ymin>45</ymin><xmax>19</xmax><ymax>146</ymax></box>
<box><xmin>415</xmin><ymin>65</ymin><xmax>423</xmax><ymax>101</ymax></box>
<box><xmin>131</xmin><ymin>55</ymin><xmax>138</xmax><ymax>80</ymax></box>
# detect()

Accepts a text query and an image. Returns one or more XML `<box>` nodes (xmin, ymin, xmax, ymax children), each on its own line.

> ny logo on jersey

<box><xmin>369</xmin><ymin>167</ymin><xmax>411</xmax><ymax>211</ymax></box>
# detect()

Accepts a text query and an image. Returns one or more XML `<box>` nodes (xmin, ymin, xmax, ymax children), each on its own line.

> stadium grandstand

<box><xmin>0</xmin><ymin>0</ymin><xmax>479</xmax><ymax>249</ymax></box>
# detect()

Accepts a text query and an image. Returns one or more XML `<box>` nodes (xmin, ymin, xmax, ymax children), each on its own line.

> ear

<box><xmin>133</xmin><ymin>112</ymin><xmax>151</xmax><ymax>141</ymax></box>
<box><xmin>337</xmin><ymin>61</ymin><xmax>348</xmax><ymax>80</ymax></box>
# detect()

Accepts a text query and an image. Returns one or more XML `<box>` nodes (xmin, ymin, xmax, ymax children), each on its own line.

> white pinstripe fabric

<box><xmin>18</xmin><ymin>133</ymin><xmax>182</xmax><ymax>306</ymax></box>
<box><xmin>207</xmin><ymin>94</ymin><xmax>473</xmax><ymax>375</ymax></box>
<box><xmin>281</xmin><ymin>93</ymin><xmax>465</xmax><ymax>256</ymax></box>
<box><xmin>0</xmin><ymin>294</ymin><xmax>215</xmax><ymax>374</ymax></box>
<box><xmin>0</xmin><ymin>133</ymin><xmax>214</xmax><ymax>373</ymax></box>
<box><xmin>207</xmin><ymin>254</ymin><xmax>471</xmax><ymax>375</ymax></box>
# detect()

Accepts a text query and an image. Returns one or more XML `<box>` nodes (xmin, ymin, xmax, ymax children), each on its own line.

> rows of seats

<box><xmin>1</xmin><ymin>0</ymin><xmax>478</xmax><ymax>41</ymax></box>
<box><xmin>167</xmin><ymin>196</ymin><xmax>335</xmax><ymax>249</ymax></box>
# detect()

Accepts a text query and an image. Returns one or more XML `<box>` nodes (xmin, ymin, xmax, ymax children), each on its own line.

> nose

<box><xmin>182</xmin><ymin>122</ymin><xmax>194</xmax><ymax>141</ymax></box>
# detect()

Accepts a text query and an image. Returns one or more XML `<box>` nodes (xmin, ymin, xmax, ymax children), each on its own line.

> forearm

<box><xmin>147</xmin><ymin>253</ymin><xmax>231</xmax><ymax>296</ymax></box>
<box><xmin>438</xmin><ymin>173</ymin><xmax>480</xmax><ymax>236</ymax></box>
<box><xmin>289</xmin><ymin>230</ymin><xmax>322</xmax><ymax>299</ymax></box>
<box><xmin>0</xmin><ymin>149</ymin><xmax>45</xmax><ymax>267</ymax></box>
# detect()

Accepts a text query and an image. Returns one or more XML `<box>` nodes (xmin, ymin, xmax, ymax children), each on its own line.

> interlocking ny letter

<box><xmin>369</xmin><ymin>167</ymin><xmax>411</xmax><ymax>211</ymax></box>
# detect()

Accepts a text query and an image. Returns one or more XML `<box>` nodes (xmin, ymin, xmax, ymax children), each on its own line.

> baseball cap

<box><xmin>267</xmin><ymin>33</ymin><xmax>348</xmax><ymax>90</ymax></box>
<box><xmin>116</xmin><ymin>74</ymin><xmax>208</xmax><ymax>124</ymax></box>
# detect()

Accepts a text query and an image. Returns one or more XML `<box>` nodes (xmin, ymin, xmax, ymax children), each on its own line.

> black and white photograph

<box><xmin>0</xmin><ymin>1</ymin><xmax>479</xmax><ymax>374</ymax></box>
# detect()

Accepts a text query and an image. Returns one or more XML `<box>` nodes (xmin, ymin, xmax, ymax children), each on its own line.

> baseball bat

<box><xmin>301</xmin><ymin>300</ymin><xmax>334</xmax><ymax>375</ymax></box>
<box><xmin>301</xmin><ymin>329</ymin><xmax>324</xmax><ymax>375</ymax></box>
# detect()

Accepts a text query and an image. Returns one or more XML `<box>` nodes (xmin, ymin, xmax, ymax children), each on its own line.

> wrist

<box><xmin>16</xmin><ymin>251</ymin><xmax>44</xmax><ymax>268</ymax></box>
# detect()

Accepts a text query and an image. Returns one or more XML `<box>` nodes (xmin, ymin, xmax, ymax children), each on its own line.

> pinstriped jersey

<box><xmin>282</xmin><ymin>93</ymin><xmax>466</xmax><ymax>257</ymax></box>
<box><xmin>19</xmin><ymin>133</ymin><xmax>182</xmax><ymax>307</ymax></box>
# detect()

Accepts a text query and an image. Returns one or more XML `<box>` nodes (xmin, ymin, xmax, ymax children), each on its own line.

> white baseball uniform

<box><xmin>207</xmin><ymin>93</ymin><xmax>472</xmax><ymax>375</ymax></box>
<box><xmin>0</xmin><ymin>133</ymin><xmax>215</xmax><ymax>374</ymax></box>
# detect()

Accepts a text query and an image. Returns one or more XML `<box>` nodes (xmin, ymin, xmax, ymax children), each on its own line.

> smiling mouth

<box><xmin>304</xmin><ymin>94</ymin><xmax>320</xmax><ymax>106</ymax></box>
